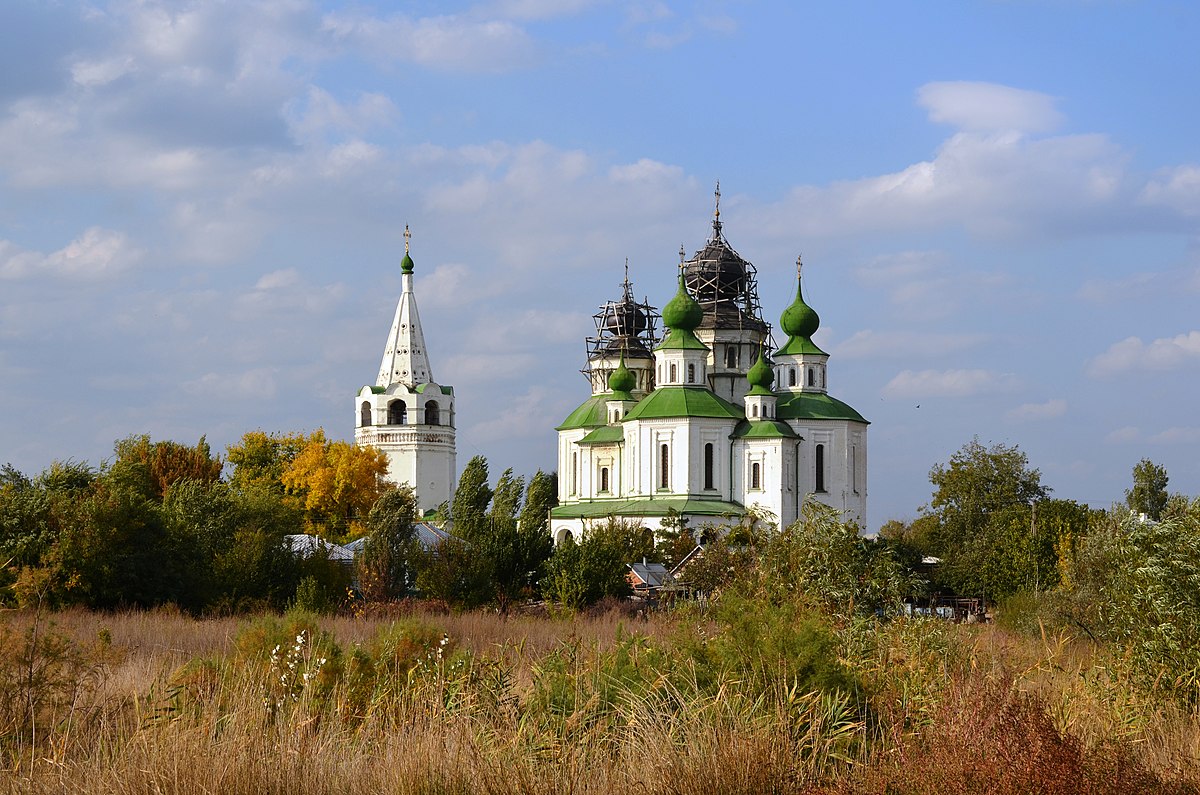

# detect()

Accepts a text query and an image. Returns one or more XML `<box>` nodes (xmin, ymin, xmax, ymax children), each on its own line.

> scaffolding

<box><xmin>582</xmin><ymin>265</ymin><xmax>660</xmax><ymax>391</ymax></box>
<box><xmin>681</xmin><ymin>186</ymin><xmax>769</xmax><ymax>337</ymax></box>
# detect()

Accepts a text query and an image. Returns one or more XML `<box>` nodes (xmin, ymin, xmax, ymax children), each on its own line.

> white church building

<box><xmin>549</xmin><ymin>197</ymin><xmax>868</xmax><ymax>543</ymax></box>
<box><xmin>354</xmin><ymin>227</ymin><xmax>456</xmax><ymax>516</ymax></box>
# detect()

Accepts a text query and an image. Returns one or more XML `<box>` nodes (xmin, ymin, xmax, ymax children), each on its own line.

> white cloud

<box><xmin>321</xmin><ymin>11</ymin><xmax>537</xmax><ymax>73</ymax></box>
<box><xmin>1088</xmin><ymin>331</ymin><xmax>1200</xmax><ymax>377</ymax></box>
<box><xmin>184</xmin><ymin>367</ymin><xmax>278</xmax><ymax>400</ymax></box>
<box><xmin>1106</xmin><ymin>426</ymin><xmax>1141</xmax><ymax>444</ymax></box>
<box><xmin>1140</xmin><ymin>165</ymin><xmax>1200</xmax><ymax>217</ymax></box>
<box><xmin>1006</xmin><ymin>398</ymin><xmax>1067</xmax><ymax>422</ymax></box>
<box><xmin>1148</xmin><ymin>427</ymin><xmax>1200</xmax><ymax>444</ymax></box>
<box><xmin>71</xmin><ymin>55</ymin><xmax>135</xmax><ymax>87</ymax></box>
<box><xmin>883</xmin><ymin>369</ymin><xmax>1008</xmax><ymax>398</ymax></box>
<box><xmin>255</xmin><ymin>269</ymin><xmax>300</xmax><ymax>290</ymax></box>
<box><xmin>917</xmin><ymin>82</ymin><xmax>1064</xmax><ymax>133</ymax></box>
<box><xmin>835</xmin><ymin>329</ymin><xmax>989</xmax><ymax>359</ymax></box>
<box><xmin>0</xmin><ymin>228</ymin><xmax>142</xmax><ymax>280</ymax></box>
<box><xmin>467</xmin><ymin>385</ymin><xmax>565</xmax><ymax>443</ymax></box>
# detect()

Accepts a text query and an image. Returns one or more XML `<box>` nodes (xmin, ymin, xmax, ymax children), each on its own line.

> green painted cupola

<box><xmin>746</xmin><ymin>347</ymin><xmax>774</xmax><ymax>396</ymax></box>
<box><xmin>607</xmin><ymin>353</ymin><xmax>637</xmax><ymax>399</ymax></box>
<box><xmin>400</xmin><ymin>224</ymin><xmax>415</xmax><ymax>274</ymax></box>
<box><xmin>776</xmin><ymin>256</ymin><xmax>827</xmax><ymax>357</ymax></box>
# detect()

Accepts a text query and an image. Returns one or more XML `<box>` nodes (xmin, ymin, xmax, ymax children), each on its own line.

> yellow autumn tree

<box><xmin>279</xmin><ymin>429</ymin><xmax>389</xmax><ymax>537</ymax></box>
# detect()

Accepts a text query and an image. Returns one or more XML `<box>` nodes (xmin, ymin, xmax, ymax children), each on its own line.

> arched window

<box><xmin>726</xmin><ymin>347</ymin><xmax>737</xmax><ymax>368</ymax></box>
<box><xmin>789</xmin><ymin>368</ymin><xmax>796</xmax><ymax>387</ymax></box>
<box><xmin>599</xmin><ymin>466</ymin><xmax>610</xmax><ymax>493</ymax></box>
<box><xmin>387</xmin><ymin>400</ymin><xmax>407</xmax><ymax>425</ymax></box>
<box><xmin>687</xmin><ymin>363</ymin><xmax>695</xmax><ymax>383</ymax></box>
<box><xmin>808</xmin><ymin>368</ymin><xmax>814</xmax><ymax>386</ymax></box>
<box><xmin>425</xmin><ymin>400</ymin><xmax>440</xmax><ymax>425</ymax></box>
<box><xmin>659</xmin><ymin>444</ymin><xmax>670</xmax><ymax>490</ymax></box>
<box><xmin>751</xmin><ymin>462</ymin><xmax>761</xmax><ymax>490</ymax></box>
<box><xmin>815</xmin><ymin>444</ymin><xmax>826</xmax><ymax>493</ymax></box>
<box><xmin>851</xmin><ymin>445</ymin><xmax>858</xmax><ymax>493</ymax></box>
<box><xmin>360</xmin><ymin>401</ymin><xmax>372</xmax><ymax>427</ymax></box>
<box><xmin>704</xmin><ymin>443</ymin><xmax>714</xmax><ymax>490</ymax></box>
<box><xmin>571</xmin><ymin>452</ymin><xmax>578</xmax><ymax>496</ymax></box>
<box><xmin>821</xmin><ymin>368</ymin><xmax>826</xmax><ymax>388</ymax></box>
<box><xmin>669</xmin><ymin>363</ymin><xmax>677</xmax><ymax>383</ymax></box>
<box><xmin>752</xmin><ymin>404</ymin><xmax>758</xmax><ymax>417</ymax></box>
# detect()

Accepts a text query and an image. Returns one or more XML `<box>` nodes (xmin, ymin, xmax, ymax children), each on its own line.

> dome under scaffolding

<box><xmin>681</xmin><ymin>185</ymin><xmax>768</xmax><ymax>335</ymax></box>
<box><xmin>582</xmin><ymin>264</ymin><xmax>661</xmax><ymax>388</ymax></box>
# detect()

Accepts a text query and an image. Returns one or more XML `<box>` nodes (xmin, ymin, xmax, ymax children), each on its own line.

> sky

<box><xmin>1</xmin><ymin>0</ymin><xmax>1198</xmax><ymax>530</ymax></box>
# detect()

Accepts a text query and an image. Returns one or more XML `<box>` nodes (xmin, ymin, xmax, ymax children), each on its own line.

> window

<box><xmin>670</xmin><ymin>363</ymin><xmax>677</xmax><ymax>383</ymax></box>
<box><xmin>726</xmin><ymin>347</ymin><xmax>737</xmax><ymax>368</ymax></box>
<box><xmin>821</xmin><ymin>368</ymin><xmax>826</xmax><ymax>389</ymax></box>
<box><xmin>789</xmin><ymin>368</ymin><xmax>796</xmax><ymax>387</ymax></box>
<box><xmin>808</xmin><ymin>368</ymin><xmax>814</xmax><ymax>386</ymax></box>
<box><xmin>752</xmin><ymin>404</ymin><xmax>758</xmax><ymax>417</ymax></box>
<box><xmin>360</xmin><ymin>402</ymin><xmax>372</xmax><ymax>427</ymax></box>
<box><xmin>851</xmin><ymin>446</ymin><xmax>858</xmax><ymax>493</ymax></box>
<box><xmin>599</xmin><ymin>466</ymin><xmax>610</xmax><ymax>493</ymax></box>
<box><xmin>659</xmin><ymin>444</ymin><xmax>670</xmax><ymax>490</ymax></box>
<box><xmin>425</xmin><ymin>400</ymin><xmax>440</xmax><ymax>425</ymax></box>
<box><xmin>387</xmin><ymin>400</ymin><xmax>407</xmax><ymax>425</ymax></box>
<box><xmin>751</xmin><ymin>462</ymin><xmax>761</xmax><ymax>490</ymax></box>
<box><xmin>704</xmin><ymin>443</ymin><xmax>714</xmax><ymax>490</ymax></box>
<box><xmin>571</xmin><ymin>452</ymin><xmax>578</xmax><ymax>495</ymax></box>
<box><xmin>687</xmin><ymin>363</ymin><xmax>695</xmax><ymax>383</ymax></box>
<box><xmin>815</xmin><ymin>444</ymin><xmax>826</xmax><ymax>492</ymax></box>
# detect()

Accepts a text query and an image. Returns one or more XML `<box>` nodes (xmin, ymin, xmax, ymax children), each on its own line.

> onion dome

<box><xmin>608</xmin><ymin>354</ymin><xmax>637</xmax><ymax>396</ymax></box>
<box><xmin>746</xmin><ymin>347</ymin><xmax>773</xmax><ymax>394</ymax></box>
<box><xmin>661</xmin><ymin>273</ymin><xmax>703</xmax><ymax>331</ymax></box>
<box><xmin>780</xmin><ymin>260</ymin><xmax>819</xmax><ymax>339</ymax></box>
<box><xmin>605</xmin><ymin>299</ymin><xmax>649</xmax><ymax>336</ymax></box>
<box><xmin>400</xmin><ymin>224</ymin><xmax>415</xmax><ymax>274</ymax></box>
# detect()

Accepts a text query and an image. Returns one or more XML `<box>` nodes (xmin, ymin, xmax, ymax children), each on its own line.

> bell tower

<box><xmin>354</xmin><ymin>226</ymin><xmax>457</xmax><ymax>515</ymax></box>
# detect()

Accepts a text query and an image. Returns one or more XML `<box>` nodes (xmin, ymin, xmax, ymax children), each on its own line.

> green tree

<box><xmin>111</xmin><ymin>435</ymin><xmax>223</xmax><ymax>501</ymax></box>
<box><xmin>541</xmin><ymin>520</ymin><xmax>650</xmax><ymax>608</ymax></box>
<box><xmin>918</xmin><ymin>438</ymin><xmax>1050</xmax><ymax>595</ymax></box>
<box><xmin>225</xmin><ymin>430</ymin><xmax>309</xmax><ymax>494</ymax></box>
<box><xmin>358</xmin><ymin>486</ymin><xmax>419</xmax><ymax>601</ymax></box>
<box><xmin>518</xmin><ymin>470</ymin><xmax>557</xmax><ymax>538</ymax></box>
<box><xmin>451</xmin><ymin>455</ymin><xmax>492</xmax><ymax>539</ymax></box>
<box><xmin>1126</xmin><ymin>458</ymin><xmax>1169</xmax><ymax>521</ymax></box>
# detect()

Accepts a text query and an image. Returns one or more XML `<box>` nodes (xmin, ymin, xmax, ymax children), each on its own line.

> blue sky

<box><xmin>1</xmin><ymin>0</ymin><xmax>1198</xmax><ymax>529</ymax></box>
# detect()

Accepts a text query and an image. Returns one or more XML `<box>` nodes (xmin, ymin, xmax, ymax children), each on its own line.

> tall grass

<box><xmin>1</xmin><ymin>606</ymin><xmax>1197</xmax><ymax>794</ymax></box>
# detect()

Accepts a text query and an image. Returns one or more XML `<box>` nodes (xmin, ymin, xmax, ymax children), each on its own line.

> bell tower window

<box><xmin>360</xmin><ymin>401</ymin><xmax>372</xmax><ymax>427</ymax></box>
<box><xmin>387</xmin><ymin>400</ymin><xmax>407</xmax><ymax>425</ymax></box>
<box><xmin>425</xmin><ymin>400</ymin><xmax>440</xmax><ymax>425</ymax></box>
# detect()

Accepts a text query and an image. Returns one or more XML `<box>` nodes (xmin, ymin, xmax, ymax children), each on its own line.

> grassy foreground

<box><xmin>2</xmin><ymin>605</ymin><xmax>1198</xmax><ymax>795</ymax></box>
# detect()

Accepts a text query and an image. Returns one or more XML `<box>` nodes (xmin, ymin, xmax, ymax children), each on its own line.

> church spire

<box><xmin>377</xmin><ymin>225</ymin><xmax>434</xmax><ymax>387</ymax></box>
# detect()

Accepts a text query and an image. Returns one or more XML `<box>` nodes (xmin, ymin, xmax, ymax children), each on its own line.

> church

<box><xmin>549</xmin><ymin>193</ymin><xmax>869</xmax><ymax>543</ymax></box>
<box><xmin>351</xmin><ymin>195</ymin><xmax>868</xmax><ymax>540</ymax></box>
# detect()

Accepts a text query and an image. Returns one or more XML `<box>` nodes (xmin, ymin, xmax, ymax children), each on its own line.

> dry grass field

<box><xmin>2</xmin><ymin>605</ymin><xmax>1198</xmax><ymax>795</ymax></box>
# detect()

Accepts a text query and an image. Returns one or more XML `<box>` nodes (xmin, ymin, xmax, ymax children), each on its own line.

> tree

<box><xmin>358</xmin><ymin>486</ymin><xmax>419</xmax><ymax>601</ymax></box>
<box><xmin>518</xmin><ymin>470</ymin><xmax>557</xmax><ymax>538</ymax></box>
<box><xmin>279</xmin><ymin>430</ymin><xmax>390</xmax><ymax>536</ymax></box>
<box><xmin>540</xmin><ymin>519</ymin><xmax>650</xmax><ymax>608</ymax></box>
<box><xmin>451</xmin><ymin>455</ymin><xmax>492</xmax><ymax>539</ymax></box>
<box><xmin>226</xmin><ymin>430</ymin><xmax>309</xmax><ymax>494</ymax></box>
<box><xmin>918</xmin><ymin>438</ymin><xmax>1050</xmax><ymax>594</ymax></box>
<box><xmin>1126</xmin><ymin>458</ymin><xmax>1169</xmax><ymax>521</ymax></box>
<box><xmin>111</xmin><ymin>435</ymin><xmax>223</xmax><ymax>501</ymax></box>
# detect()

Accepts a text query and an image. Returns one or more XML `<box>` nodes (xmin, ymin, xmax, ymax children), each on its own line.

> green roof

<box><xmin>775</xmin><ymin>335</ymin><xmax>828</xmax><ymax>357</ymax></box>
<box><xmin>413</xmin><ymin>383</ymin><xmax>454</xmax><ymax>395</ymax></box>
<box><xmin>655</xmin><ymin>327</ymin><xmax>709</xmax><ymax>351</ymax></box>
<box><xmin>623</xmin><ymin>386</ymin><xmax>745</xmax><ymax>421</ymax></box>
<box><xmin>578</xmin><ymin>426</ymin><xmax>625</xmax><ymax>445</ymax></box>
<box><xmin>775</xmin><ymin>391</ymin><xmax>868</xmax><ymax>424</ymax></box>
<box><xmin>551</xmin><ymin>497</ymin><xmax>745</xmax><ymax>519</ymax></box>
<box><xmin>731</xmin><ymin>419</ymin><xmax>799</xmax><ymax>439</ymax></box>
<box><xmin>368</xmin><ymin>385</ymin><xmax>386</xmax><ymax>394</ymax></box>
<box><xmin>557</xmin><ymin>393</ymin><xmax>614</xmax><ymax>430</ymax></box>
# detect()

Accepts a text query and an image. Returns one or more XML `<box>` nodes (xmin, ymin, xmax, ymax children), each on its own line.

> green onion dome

<box><xmin>661</xmin><ymin>273</ymin><xmax>703</xmax><ymax>331</ymax></box>
<box><xmin>400</xmin><ymin>252</ymin><xmax>415</xmax><ymax>274</ymax></box>
<box><xmin>780</xmin><ymin>275</ymin><xmax>819</xmax><ymax>339</ymax></box>
<box><xmin>747</xmin><ymin>347</ymin><xmax>773</xmax><ymax>391</ymax></box>
<box><xmin>608</xmin><ymin>354</ymin><xmax>637</xmax><ymax>395</ymax></box>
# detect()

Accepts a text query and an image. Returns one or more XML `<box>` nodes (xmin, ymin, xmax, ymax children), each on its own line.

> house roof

<box><xmin>628</xmin><ymin>561</ymin><xmax>670</xmax><ymax>588</ymax></box>
<box><xmin>774</xmin><ymin>391</ymin><xmax>868</xmax><ymax>424</ymax></box>
<box><xmin>286</xmin><ymin>534</ymin><xmax>354</xmax><ymax>562</ymax></box>
<box><xmin>622</xmin><ymin>386</ymin><xmax>745</xmax><ymax>421</ymax></box>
